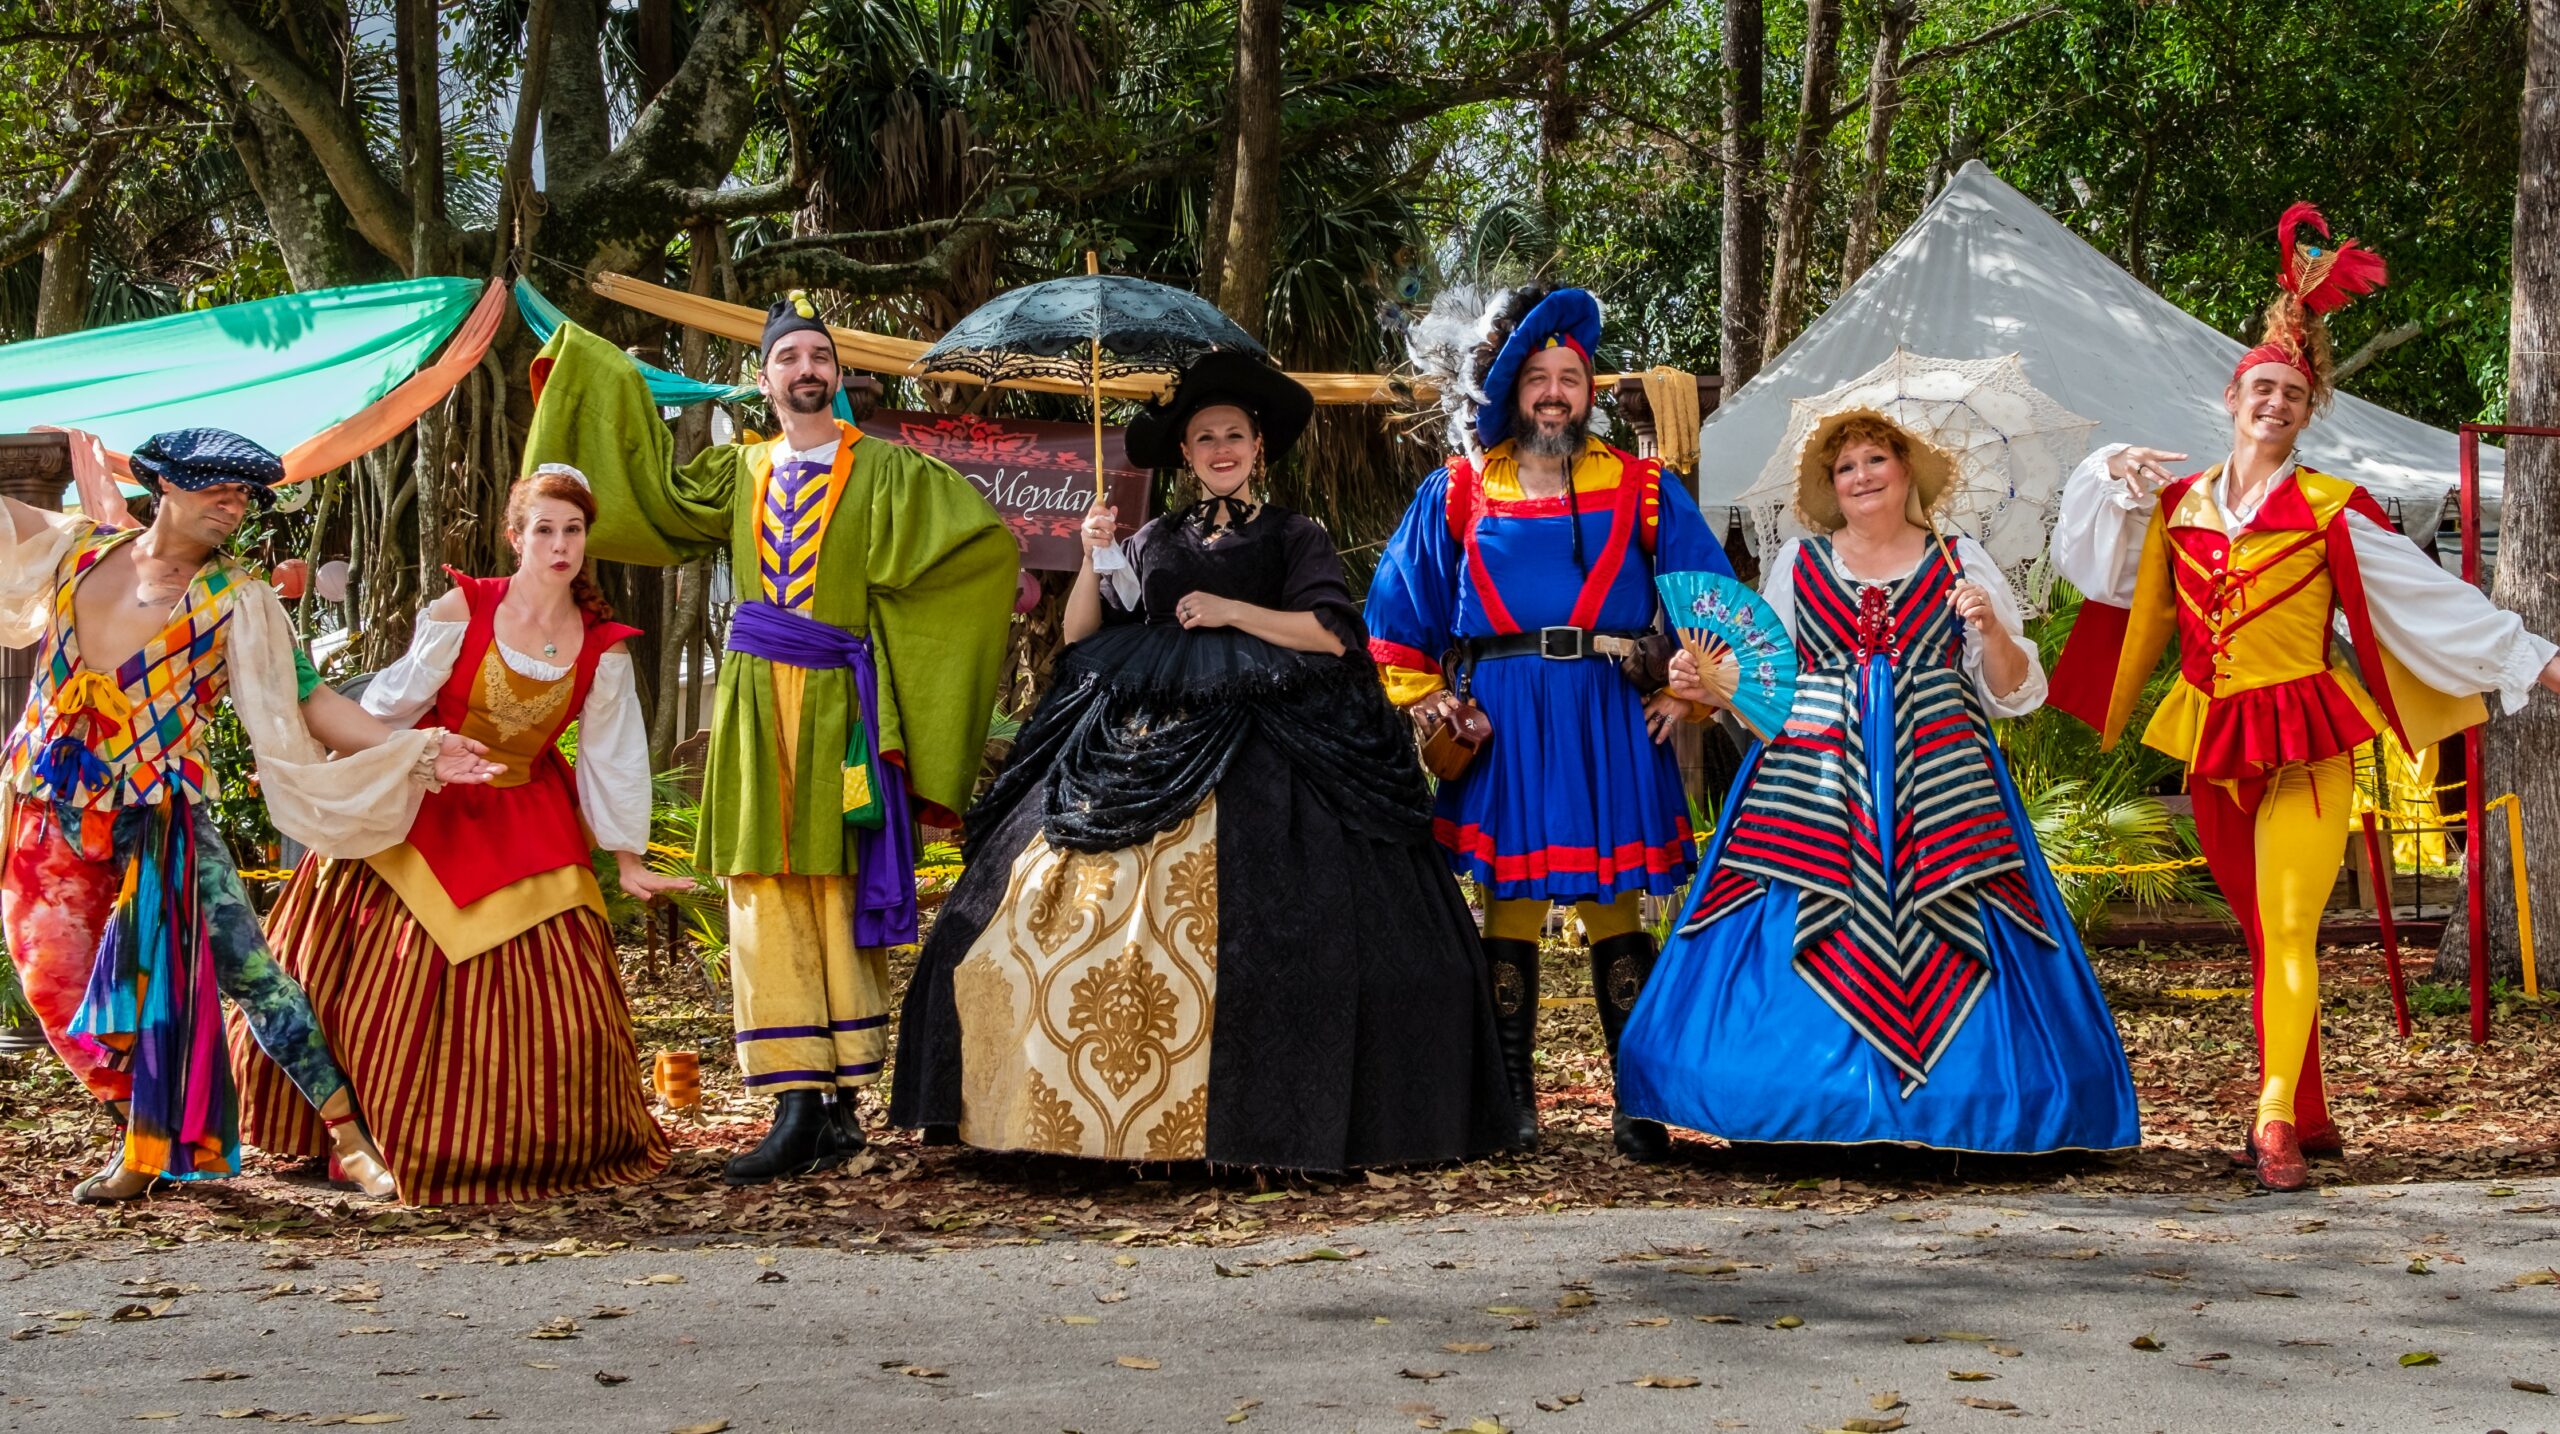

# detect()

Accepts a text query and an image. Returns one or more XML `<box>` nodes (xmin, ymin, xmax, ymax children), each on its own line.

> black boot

<box><xmin>723</xmin><ymin>1091</ymin><xmax>848</xmax><ymax>1185</ymax></box>
<box><xmin>1589</xmin><ymin>931</ymin><xmax>1674</xmax><ymax>1163</ymax></box>
<box><xmin>823</xmin><ymin>1092</ymin><xmax>869</xmax><ymax>1160</ymax></box>
<box><xmin>1481</xmin><ymin>937</ymin><xmax>1544</xmax><ymax>1151</ymax></box>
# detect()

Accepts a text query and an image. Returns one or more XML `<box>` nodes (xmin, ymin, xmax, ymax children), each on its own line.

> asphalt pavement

<box><xmin>4</xmin><ymin>1179</ymin><xmax>2556</xmax><ymax>1433</ymax></box>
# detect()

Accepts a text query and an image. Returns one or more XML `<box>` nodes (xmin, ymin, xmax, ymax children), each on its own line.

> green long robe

<box><xmin>524</xmin><ymin>322</ymin><xmax>1018</xmax><ymax>877</ymax></box>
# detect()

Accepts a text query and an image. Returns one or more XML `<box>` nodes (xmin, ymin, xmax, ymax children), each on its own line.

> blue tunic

<box><xmin>1366</xmin><ymin>440</ymin><xmax>1733</xmax><ymax>904</ymax></box>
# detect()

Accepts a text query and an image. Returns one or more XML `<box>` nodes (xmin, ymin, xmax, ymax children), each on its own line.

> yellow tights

<box><xmin>2214</xmin><ymin>755</ymin><xmax>2353</xmax><ymax>1135</ymax></box>
<box><xmin>1484</xmin><ymin>893</ymin><xmax>1645</xmax><ymax>945</ymax></box>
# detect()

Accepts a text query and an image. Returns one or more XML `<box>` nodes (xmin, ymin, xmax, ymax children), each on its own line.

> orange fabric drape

<box><xmin>277</xmin><ymin>277</ymin><xmax>509</xmax><ymax>481</ymax></box>
<box><xmin>585</xmin><ymin>270</ymin><xmax>1642</xmax><ymax>406</ymax></box>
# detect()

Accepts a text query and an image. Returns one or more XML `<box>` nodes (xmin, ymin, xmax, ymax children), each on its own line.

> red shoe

<box><xmin>2252</xmin><ymin>1121</ymin><xmax>2309</xmax><ymax>1192</ymax></box>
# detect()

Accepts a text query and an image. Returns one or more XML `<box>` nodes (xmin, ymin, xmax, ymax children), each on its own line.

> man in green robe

<box><xmin>524</xmin><ymin>296</ymin><xmax>1018</xmax><ymax>1183</ymax></box>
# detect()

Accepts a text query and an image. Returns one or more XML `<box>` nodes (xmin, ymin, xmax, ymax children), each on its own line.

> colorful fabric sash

<box><xmin>724</xmin><ymin>601</ymin><xmax>918</xmax><ymax>945</ymax></box>
<box><xmin>68</xmin><ymin>798</ymin><xmax>235</xmax><ymax>1179</ymax></box>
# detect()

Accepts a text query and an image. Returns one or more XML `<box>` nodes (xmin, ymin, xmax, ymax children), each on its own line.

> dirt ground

<box><xmin>3</xmin><ymin>941</ymin><xmax>2554</xmax><ymax>1267</ymax></box>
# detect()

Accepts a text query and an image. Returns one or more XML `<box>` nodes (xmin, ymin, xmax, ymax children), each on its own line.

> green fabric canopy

<box><xmin>0</xmin><ymin>277</ymin><xmax>484</xmax><ymax>455</ymax></box>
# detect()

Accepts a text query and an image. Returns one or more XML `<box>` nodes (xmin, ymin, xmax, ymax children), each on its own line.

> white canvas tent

<box><xmin>1696</xmin><ymin>161</ymin><xmax>2499</xmax><ymax>553</ymax></box>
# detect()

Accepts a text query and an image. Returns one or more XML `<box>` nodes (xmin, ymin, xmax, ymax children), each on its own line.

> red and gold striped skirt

<box><xmin>231</xmin><ymin>857</ymin><xmax>669</xmax><ymax>1206</ymax></box>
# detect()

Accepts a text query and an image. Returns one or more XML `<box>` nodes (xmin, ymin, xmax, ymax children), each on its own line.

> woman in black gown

<box><xmin>890</xmin><ymin>352</ymin><xmax>1516</xmax><ymax>1169</ymax></box>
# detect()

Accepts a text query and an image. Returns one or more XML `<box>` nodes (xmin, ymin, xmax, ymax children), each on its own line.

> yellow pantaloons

<box><xmin>2191</xmin><ymin>753</ymin><xmax>2353</xmax><ymax>1139</ymax></box>
<box><xmin>1484</xmin><ymin>892</ymin><xmax>1644</xmax><ymax>944</ymax></box>
<box><xmin>726</xmin><ymin>662</ymin><xmax>891</xmax><ymax>1094</ymax></box>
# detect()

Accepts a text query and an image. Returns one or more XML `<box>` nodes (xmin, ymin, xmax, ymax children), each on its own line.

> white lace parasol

<box><xmin>1733</xmin><ymin>349</ymin><xmax>2098</xmax><ymax>595</ymax></box>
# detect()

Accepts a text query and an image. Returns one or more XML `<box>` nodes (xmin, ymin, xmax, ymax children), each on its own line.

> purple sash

<box><xmin>724</xmin><ymin>601</ymin><xmax>918</xmax><ymax>945</ymax></box>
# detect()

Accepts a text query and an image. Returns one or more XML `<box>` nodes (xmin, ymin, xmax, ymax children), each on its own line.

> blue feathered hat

<box><xmin>1472</xmin><ymin>287</ymin><xmax>1601</xmax><ymax>448</ymax></box>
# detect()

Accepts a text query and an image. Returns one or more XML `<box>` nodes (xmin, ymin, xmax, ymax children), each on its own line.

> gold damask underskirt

<box><xmin>952</xmin><ymin>797</ymin><xmax>1219</xmax><ymax>1160</ymax></box>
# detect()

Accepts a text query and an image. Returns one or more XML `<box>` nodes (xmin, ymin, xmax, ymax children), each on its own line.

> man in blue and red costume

<box><xmin>1368</xmin><ymin>284</ymin><xmax>1732</xmax><ymax>1160</ymax></box>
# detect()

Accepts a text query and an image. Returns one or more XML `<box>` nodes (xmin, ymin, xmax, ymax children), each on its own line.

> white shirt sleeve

<box><xmin>2051</xmin><ymin>443</ymin><xmax>2152</xmax><ymax>605</ymax></box>
<box><xmin>1758</xmin><ymin>538</ymin><xmax>1803</xmax><ymax>640</ymax></box>
<box><xmin>0</xmin><ymin>508</ymin><xmax>87</xmax><ymax>649</ymax></box>
<box><xmin>228</xmin><ymin>584</ymin><xmax>441</xmax><ymax>859</ymax></box>
<box><xmin>360</xmin><ymin>611</ymin><xmax>468</xmax><ymax>729</ymax></box>
<box><xmin>574</xmin><ymin>651</ymin><xmax>652</xmax><ymax>855</ymax></box>
<box><xmin>1955</xmin><ymin>537</ymin><xmax>2047</xmax><ymax>718</ymax></box>
<box><xmin>2345</xmin><ymin>510</ymin><xmax>2557</xmax><ymax>713</ymax></box>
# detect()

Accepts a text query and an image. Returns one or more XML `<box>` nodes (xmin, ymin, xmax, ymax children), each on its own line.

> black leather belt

<box><xmin>1456</xmin><ymin>626</ymin><xmax>1650</xmax><ymax>663</ymax></box>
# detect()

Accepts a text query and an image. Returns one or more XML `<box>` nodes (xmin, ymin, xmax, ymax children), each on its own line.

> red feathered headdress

<box><xmin>2233</xmin><ymin>202</ymin><xmax>2388</xmax><ymax>401</ymax></box>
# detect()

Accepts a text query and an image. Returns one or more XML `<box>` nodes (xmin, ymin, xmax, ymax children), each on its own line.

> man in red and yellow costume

<box><xmin>2051</xmin><ymin>204</ymin><xmax>2560</xmax><ymax>1191</ymax></box>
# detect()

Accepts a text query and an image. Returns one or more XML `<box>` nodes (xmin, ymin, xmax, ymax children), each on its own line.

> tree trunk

<box><xmin>1837</xmin><ymin>0</ymin><xmax>1916</xmax><ymax>288</ymax></box>
<box><xmin>1199</xmin><ymin>104</ymin><xmax>1236</xmax><ymax>301</ymax></box>
<box><xmin>1718</xmin><ymin>0</ymin><xmax>1767</xmax><ymax>387</ymax></box>
<box><xmin>1538</xmin><ymin>0</ymin><xmax>1576</xmax><ymax>200</ymax></box>
<box><xmin>2122</xmin><ymin>134</ymin><xmax>2157</xmax><ymax>285</ymax></box>
<box><xmin>228</xmin><ymin>86</ymin><xmax>385</xmax><ymax>290</ymax></box>
<box><xmin>1760</xmin><ymin>0</ymin><xmax>1845</xmax><ymax>361</ymax></box>
<box><xmin>1212</xmin><ymin>0</ymin><xmax>1286</xmax><ymax>335</ymax></box>
<box><xmin>2436</xmin><ymin>0</ymin><xmax>2560</xmax><ymax>989</ymax></box>
<box><xmin>32</xmin><ymin>213</ymin><xmax>92</xmax><ymax>338</ymax></box>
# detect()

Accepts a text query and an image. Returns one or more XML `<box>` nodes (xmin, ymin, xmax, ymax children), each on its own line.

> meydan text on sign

<box><xmin>871</xmin><ymin>409</ymin><xmax>1153</xmax><ymax>571</ymax></box>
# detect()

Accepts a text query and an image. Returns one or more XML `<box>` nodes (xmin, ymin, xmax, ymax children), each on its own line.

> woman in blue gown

<box><xmin>1617</xmin><ymin>408</ymin><xmax>2140</xmax><ymax>1154</ymax></box>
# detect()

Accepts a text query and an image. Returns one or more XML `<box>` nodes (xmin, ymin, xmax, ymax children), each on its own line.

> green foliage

<box><xmin>1998</xmin><ymin>568</ymin><xmax>2221</xmax><ymax>928</ymax></box>
<box><xmin>0</xmin><ymin>948</ymin><xmax>33</xmax><ymax>1027</ymax></box>
<box><xmin>637</xmin><ymin>766</ymin><xmax>732</xmax><ymax>987</ymax></box>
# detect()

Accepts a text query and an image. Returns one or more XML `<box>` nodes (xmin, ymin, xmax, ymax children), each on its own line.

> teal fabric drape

<box><xmin>514</xmin><ymin>280</ymin><xmax>762</xmax><ymax>408</ymax></box>
<box><xmin>515</xmin><ymin>280</ymin><xmax>855</xmax><ymax>421</ymax></box>
<box><xmin>0</xmin><ymin>278</ymin><xmax>484</xmax><ymax>454</ymax></box>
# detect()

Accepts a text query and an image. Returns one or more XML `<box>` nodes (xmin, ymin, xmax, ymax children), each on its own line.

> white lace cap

<box><xmin>531</xmin><ymin>462</ymin><xmax>592</xmax><ymax>490</ymax></box>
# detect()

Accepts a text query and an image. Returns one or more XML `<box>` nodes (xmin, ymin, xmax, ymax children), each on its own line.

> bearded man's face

<box><xmin>1512</xmin><ymin>345</ymin><xmax>1593</xmax><ymax>459</ymax></box>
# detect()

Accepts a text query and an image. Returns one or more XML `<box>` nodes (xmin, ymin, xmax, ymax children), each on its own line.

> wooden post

<box><xmin>2361</xmin><ymin>810</ymin><xmax>2412</xmax><ymax>1038</ymax></box>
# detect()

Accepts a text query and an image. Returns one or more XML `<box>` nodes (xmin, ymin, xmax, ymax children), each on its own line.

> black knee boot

<box><xmin>1589</xmin><ymin>931</ymin><xmax>1673</xmax><ymax>1162</ymax></box>
<box><xmin>723</xmin><ymin>1090</ymin><xmax>848</xmax><ymax>1185</ymax></box>
<box><xmin>1481</xmin><ymin>937</ymin><xmax>1543</xmax><ymax>1151</ymax></box>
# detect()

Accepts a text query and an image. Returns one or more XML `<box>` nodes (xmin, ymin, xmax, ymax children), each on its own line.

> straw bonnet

<box><xmin>1791</xmin><ymin>405</ymin><xmax>1958</xmax><ymax>533</ymax></box>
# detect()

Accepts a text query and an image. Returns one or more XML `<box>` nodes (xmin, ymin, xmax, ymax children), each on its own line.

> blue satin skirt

<box><xmin>1617</xmin><ymin>738</ymin><xmax>2142</xmax><ymax>1155</ymax></box>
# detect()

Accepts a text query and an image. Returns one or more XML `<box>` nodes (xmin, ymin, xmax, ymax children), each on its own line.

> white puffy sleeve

<box><xmin>2051</xmin><ymin>443</ymin><xmax>2153</xmax><ymax>605</ymax></box>
<box><xmin>359</xmin><ymin>610</ymin><xmax>467</xmax><ymax>728</ymax></box>
<box><xmin>574</xmin><ymin>651</ymin><xmax>651</xmax><ymax>855</ymax></box>
<box><xmin>1758</xmin><ymin>538</ymin><xmax>1803</xmax><ymax>640</ymax></box>
<box><xmin>0</xmin><ymin>508</ymin><xmax>90</xmax><ymax>648</ymax></box>
<box><xmin>227</xmin><ymin>584</ymin><xmax>441</xmax><ymax>859</ymax></box>
<box><xmin>1955</xmin><ymin>537</ymin><xmax>2047</xmax><ymax>718</ymax></box>
<box><xmin>2345</xmin><ymin>510</ymin><xmax>2557</xmax><ymax>713</ymax></box>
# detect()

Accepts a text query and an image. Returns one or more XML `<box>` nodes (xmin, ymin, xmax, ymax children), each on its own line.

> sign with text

<box><xmin>871</xmin><ymin>409</ymin><xmax>1153</xmax><ymax>571</ymax></box>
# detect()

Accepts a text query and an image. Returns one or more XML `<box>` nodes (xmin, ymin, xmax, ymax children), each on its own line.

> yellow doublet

<box><xmin>2137</xmin><ymin>475</ymin><xmax>2388</xmax><ymax>772</ymax></box>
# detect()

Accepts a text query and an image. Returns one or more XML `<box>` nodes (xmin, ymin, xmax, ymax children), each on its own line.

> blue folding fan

<box><xmin>1655</xmin><ymin>569</ymin><xmax>1799</xmax><ymax>742</ymax></box>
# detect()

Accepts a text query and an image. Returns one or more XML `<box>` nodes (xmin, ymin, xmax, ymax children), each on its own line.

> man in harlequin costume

<box><xmin>2052</xmin><ymin>205</ymin><xmax>2560</xmax><ymax>1191</ymax></box>
<box><xmin>522</xmin><ymin>293</ymin><xmax>1019</xmax><ymax>1184</ymax></box>
<box><xmin>1368</xmin><ymin>284</ymin><xmax>1733</xmax><ymax>1161</ymax></box>
<box><xmin>0</xmin><ymin>428</ymin><xmax>501</xmax><ymax>1203</ymax></box>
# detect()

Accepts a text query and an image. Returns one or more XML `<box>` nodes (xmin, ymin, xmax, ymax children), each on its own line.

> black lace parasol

<box><xmin>919</xmin><ymin>275</ymin><xmax>1268</xmax><ymax>385</ymax></box>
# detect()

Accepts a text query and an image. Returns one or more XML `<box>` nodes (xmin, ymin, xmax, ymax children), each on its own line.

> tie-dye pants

<box><xmin>3</xmin><ymin>798</ymin><xmax>346</xmax><ymax>1179</ymax></box>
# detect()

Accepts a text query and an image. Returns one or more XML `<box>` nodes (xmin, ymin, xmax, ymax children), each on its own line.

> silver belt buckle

<box><xmin>1538</xmin><ymin>626</ymin><xmax>1587</xmax><ymax>660</ymax></box>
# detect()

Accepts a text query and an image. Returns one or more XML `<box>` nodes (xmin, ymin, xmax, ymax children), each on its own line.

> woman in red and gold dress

<box><xmin>233</xmin><ymin>467</ymin><xmax>687</xmax><ymax>1203</ymax></box>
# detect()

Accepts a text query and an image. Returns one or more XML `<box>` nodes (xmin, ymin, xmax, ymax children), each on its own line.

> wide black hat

<box><xmin>1123</xmin><ymin>350</ymin><xmax>1315</xmax><ymax>470</ymax></box>
<box><xmin>129</xmin><ymin>428</ymin><xmax>286</xmax><ymax>508</ymax></box>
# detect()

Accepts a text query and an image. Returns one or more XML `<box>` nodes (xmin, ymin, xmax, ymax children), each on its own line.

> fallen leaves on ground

<box><xmin>3</xmin><ymin>943</ymin><xmax>2556</xmax><ymax>1258</ymax></box>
